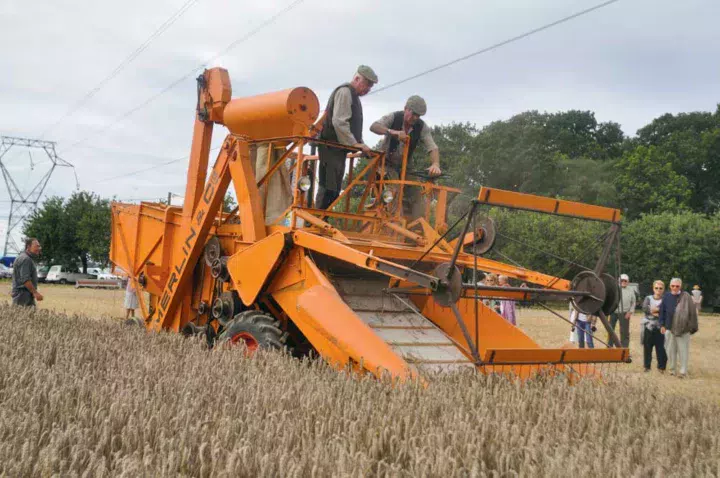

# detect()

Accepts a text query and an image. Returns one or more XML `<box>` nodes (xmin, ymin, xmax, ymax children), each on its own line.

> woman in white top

<box><xmin>641</xmin><ymin>280</ymin><xmax>668</xmax><ymax>372</ymax></box>
<box><xmin>570</xmin><ymin>307</ymin><xmax>596</xmax><ymax>349</ymax></box>
<box><xmin>124</xmin><ymin>278</ymin><xmax>139</xmax><ymax>320</ymax></box>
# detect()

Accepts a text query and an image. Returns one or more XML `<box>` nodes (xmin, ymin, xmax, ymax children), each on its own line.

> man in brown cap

<box><xmin>316</xmin><ymin>65</ymin><xmax>378</xmax><ymax>210</ymax></box>
<box><xmin>370</xmin><ymin>95</ymin><xmax>441</xmax><ymax>220</ymax></box>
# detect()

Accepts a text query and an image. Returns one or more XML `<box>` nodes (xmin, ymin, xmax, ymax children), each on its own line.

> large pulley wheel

<box><xmin>570</xmin><ymin>270</ymin><xmax>606</xmax><ymax>315</ymax></box>
<box><xmin>210</xmin><ymin>257</ymin><xmax>230</xmax><ymax>282</ymax></box>
<box><xmin>600</xmin><ymin>273</ymin><xmax>620</xmax><ymax>316</ymax></box>
<box><xmin>464</xmin><ymin>216</ymin><xmax>497</xmax><ymax>256</ymax></box>
<box><xmin>211</xmin><ymin>291</ymin><xmax>241</xmax><ymax>326</ymax></box>
<box><xmin>204</xmin><ymin>236</ymin><xmax>222</xmax><ymax>266</ymax></box>
<box><xmin>218</xmin><ymin>310</ymin><xmax>286</xmax><ymax>354</ymax></box>
<box><xmin>432</xmin><ymin>262</ymin><xmax>462</xmax><ymax>307</ymax></box>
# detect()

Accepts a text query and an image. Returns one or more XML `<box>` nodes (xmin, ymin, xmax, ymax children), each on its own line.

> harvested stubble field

<box><xmin>1</xmin><ymin>284</ymin><xmax>719</xmax><ymax>476</ymax></box>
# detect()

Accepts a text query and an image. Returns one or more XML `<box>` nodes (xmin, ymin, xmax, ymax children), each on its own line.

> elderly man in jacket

<box><xmin>316</xmin><ymin>65</ymin><xmax>378</xmax><ymax>210</ymax></box>
<box><xmin>608</xmin><ymin>273</ymin><xmax>636</xmax><ymax>348</ymax></box>
<box><xmin>659</xmin><ymin>277</ymin><xmax>699</xmax><ymax>378</ymax></box>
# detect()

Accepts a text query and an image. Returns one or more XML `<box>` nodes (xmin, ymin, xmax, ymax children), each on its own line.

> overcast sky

<box><xmin>0</xmin><ymin>0</ymin><xmax>718</xmax><ymax>250</ymax></box>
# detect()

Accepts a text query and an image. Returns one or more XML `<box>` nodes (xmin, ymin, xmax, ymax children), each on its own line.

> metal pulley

<box><xmin>211</xmin><ymin>291</ymin><xmax>241</xmax><ymax>326</ymax></box>
<box><xmin>210</xmin><ymin>257</ymin><xmax>230</xmax><ymax>281</ymax></box>
<box><xmin>464</xmin><ymin>216</ymin><xmax>497</xmax><ymax>256</ymax></box>
<box><xmin>432</xmin><ymin>262</ymin><xmax>463</xmax><ymax>307</ymax></box>
<box><xmin>600</xmin><ymin>273</ymin><xmax>620</xmax><ymax>315</ymax></box>
<box><xmin>204</xmin><ymin>236</ymin><xmax>222</xmax><ymax>266</ymax></box>
<box><xmin>570</xmin><ymin>270</ymin><xmax>606</xmax><ymax>315</ymax></box>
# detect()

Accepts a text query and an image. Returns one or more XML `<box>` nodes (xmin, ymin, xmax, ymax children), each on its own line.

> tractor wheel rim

<box><xmin>230</xmin><ymin>332</ymin><xmax>259</xmax><ymax>353</ymax></box>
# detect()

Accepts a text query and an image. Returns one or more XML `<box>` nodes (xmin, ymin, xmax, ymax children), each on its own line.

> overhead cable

<box><xmin>41</xmin><ymin>0</ymin><xmax>200</xmax><ymax>138</ymax></box>
<box><xmin>61</xmin><ymin>0</ymin><xmax>306</xmax><ymax>154</ymax></box>
<box><xmin>371</xmin><ymin>0</ymin><xmax>620</xmax><ymax>95</ymax></box>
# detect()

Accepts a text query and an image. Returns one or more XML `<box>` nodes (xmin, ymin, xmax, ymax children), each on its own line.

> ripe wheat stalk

<box><xmin>0</xmin><ymin>305</ymin><xmax>718</xmax><ymax>477</ymax></box>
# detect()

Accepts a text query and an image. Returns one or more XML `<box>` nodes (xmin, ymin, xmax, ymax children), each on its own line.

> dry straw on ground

<box><xmin>1</xmin><ymin>305</ymin><xmax>719</xmax><ymax>477</ymax></box>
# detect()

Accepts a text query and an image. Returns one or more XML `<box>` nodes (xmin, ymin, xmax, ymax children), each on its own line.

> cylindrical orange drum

<box><xmin>222</xmin><ymin>87</ymin><xmax>319</xmax><ymax>139</ymax></box>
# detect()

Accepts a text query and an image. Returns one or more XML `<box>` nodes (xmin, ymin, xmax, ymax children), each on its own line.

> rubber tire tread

<box><xmin>218</xmin><ymin>310</ymin><xmax>285</xmax><ymax>350</ymax></box>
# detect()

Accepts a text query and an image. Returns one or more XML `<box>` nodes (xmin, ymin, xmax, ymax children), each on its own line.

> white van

<box><xmin>45</xmin><ymin>265</ymin><xmax>95</xmax><ymax>284</ymax></box>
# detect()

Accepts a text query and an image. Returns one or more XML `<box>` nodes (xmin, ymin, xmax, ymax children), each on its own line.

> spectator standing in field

<box><xmin>497</xmin><ymin>275</ymin><xmax>517</xmax><ymax>325</ymax></box>
<box><xmin>570</xmin><ymin>307</ymin><xmax>595</xmax><ymax>349</ymax></box>
<box><xmin>641</xmin><ymin>280</ymin><xmax>668</xmax><ymax>372</ymax></box>
<box><xmin>691</xmin><ymin>285</ymin><xmax>703</xmax><ymax>314</ymax></box>
<box><xmin>483</xmin><ymin>273</ymin><xmax>502</xmax><ymax>314</ymax></box>
<box><xmin>11</xmin><ymin>237</ymin><xmax>43</xmax><ymax>307</ymax></box>
<box><xmin>124</xmin><ymin>278</ymin><xmax>139</xmax><ymax>321</ymax></box>
<box><xmin>609</xmin><ymin>273</ymin><xmax>636</xmax><ymax>348</ymax></box>
<box><xmin>659</xmin><ymin>277</ymin><xmax>699</xmax><ymax>378</ymax></box>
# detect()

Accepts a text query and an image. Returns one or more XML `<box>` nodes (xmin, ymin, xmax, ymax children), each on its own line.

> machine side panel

<box><xmin>271</xmin><ymin>256</ymin><xmax>416</xmax><ymax>381</ymax></box>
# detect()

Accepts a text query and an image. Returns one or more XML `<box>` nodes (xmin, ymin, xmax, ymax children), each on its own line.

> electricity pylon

<box><xmin>0</xmin><ymin>135</ymin><xmax>79</xmax><ymax>255</ymax></box>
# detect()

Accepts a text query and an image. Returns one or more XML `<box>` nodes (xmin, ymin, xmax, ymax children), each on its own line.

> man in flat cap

<box><xmin>316</xmin><ymin>65</ymin><xmax>377</xmax><ymax>210</ymax></box>
<box><xmin>370</xmin><ymin>95</ymin><xmax>441</xmax><ymax>221</ymax></box>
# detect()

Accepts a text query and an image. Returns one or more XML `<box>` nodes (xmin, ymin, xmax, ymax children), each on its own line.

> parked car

<box><xmin>88</xmin><ymin>267</ymin><xmax>121</xmax><ymax>280</ymax></box>
<box><xmin>45</xmin><ymin>265</ymin><xmax>95</xmax><ymax>284</ymax></box>
<box><xmin>0</xmin><ymin>264</ymin><xmax>12</xmax><ymax>279</ymax></box>
<box><xmin>38</xmin><ymin>265</ymin><xmax>50</xmax><ymax>282</ymax></box>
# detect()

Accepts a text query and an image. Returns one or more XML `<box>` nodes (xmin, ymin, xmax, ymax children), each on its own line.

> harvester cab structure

<box><xmin>110</xmin><ymin>67</ymin><xmax>629</xmax><ymax>381</ymax></box>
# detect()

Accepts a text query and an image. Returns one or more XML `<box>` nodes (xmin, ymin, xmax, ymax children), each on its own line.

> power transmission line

<box><xmin>92</xmin><ymin>0</ymin><xmax>619</xmax><ymax>186</ymax></box>
<box><xmin>41</xmin><ymin>0</ymin><xmax>200</xmax><ymax>138</ymax></box>
<box><xmin>371</xmin><ymin>0</ymin><xmax>621</xmax><ymax>95</ymax></box>
<box><xmin>96</xmin><ymin>146</ymin><xmax>221</xmax><ymax>183</ymax></box>
<box><xmin>61</xmin><ymin>0</ymin><xmax>307</xmax><ymax>155</ymax></box>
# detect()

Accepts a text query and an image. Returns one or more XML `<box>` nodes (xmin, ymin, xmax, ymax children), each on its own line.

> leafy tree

<box><xmin>486</xmin><ymin>208</ymin><xmax>607</xmax><ymax>279</ymax></box>
<box><xmin>614</xmin><ymin>146</ymin><xmax>691</xmax><ymax>219</ymax></box>
<box><xmin>623</xmin><ymin>212</ymin><xmax>720</xmax><ymax>301</ymax></box>
<box><xmin>223</xmin><ymin>193</ymin><xmax>237</xmax><ymax>213</ymax></box>
<box><xmin>23</xmin><ymin>191</ymin><xmax>110</xmax><ymax>272</ymax></box>
<box><xmin>636</xmin><ymin>109</ymin><xmax>720</xmax><ymax>213</ymax></box>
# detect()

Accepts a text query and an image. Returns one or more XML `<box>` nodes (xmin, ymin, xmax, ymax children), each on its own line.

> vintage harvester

<box><xmin>110</xmin><ymin>67</ymin><xmax>629</xmax><ymax>380</ymax></box>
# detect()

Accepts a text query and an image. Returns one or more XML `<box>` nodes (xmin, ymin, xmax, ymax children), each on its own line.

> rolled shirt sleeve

<box><xmin>420</xmin><ymin>124</ymin><xmax>438</xmax><ymax>152</ymax></box>
<box><xmin>16</xmin><ymin>257</ymin><xmax>33</xmax><ymax>285</ymax></box>
<box><xmin>331</xmin><ymin>88</ymin><xmax>358</xmax><ymax>146</ymax></box>
<box><xmin>373</xmin><ymin>113</ymin><xmax>396</xmax><ymax>151</ymax></box>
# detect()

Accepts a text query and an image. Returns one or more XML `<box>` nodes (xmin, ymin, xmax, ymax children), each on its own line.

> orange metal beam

<box><xmin>228</xmin><ymin>140</ymin><xmax>266</xmax><ymax>243</ymax></box>
<box><xmin>152</xmin><ymin>137</ymin><xmax>235</xmax><ymax>331</ymax></box>
<box><xmin>477</xmin><ymin>187</ymin><xmax>622</xmax><ymax>223</ymax></box>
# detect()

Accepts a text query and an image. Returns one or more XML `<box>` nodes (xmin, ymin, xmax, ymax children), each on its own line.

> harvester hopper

<box><xmin>110</xmin><ymin>67</ymin><xmax>629</xmax><ymax>381</ymax></box>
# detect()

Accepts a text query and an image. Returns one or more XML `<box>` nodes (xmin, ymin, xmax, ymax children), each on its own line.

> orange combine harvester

<box><xmin>110</xmin><ymin>68</ymin><xmax>629</xmax><ymax>381</ymax></box>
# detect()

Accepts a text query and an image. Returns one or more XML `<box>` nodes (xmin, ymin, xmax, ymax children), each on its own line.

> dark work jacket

<box><xmin>659</xmin><ymin>291</ymin><xmax>681</xmax><ymax>329</ymax></box>
<box><xmin>386</xmin><ymin>111</ymin><xmax>425</xmax><ymax>168</ymax></box>
<box><xmin>319</xmin><ymin>83</ymin><xmax>363</xmax><ymax>145</ymax></box>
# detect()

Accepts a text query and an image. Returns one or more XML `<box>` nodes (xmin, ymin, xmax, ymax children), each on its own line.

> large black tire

<box><xmin>218</xmin><ymin>310</ymin><xmax>286</xmax><ymax>353</ymax></box>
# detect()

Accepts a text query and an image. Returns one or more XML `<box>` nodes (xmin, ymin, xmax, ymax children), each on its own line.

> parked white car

<box><xmin>88</xmin><ymin>267</ymin><xmax>121</xmax><ymax>280</ymax></box>
<box><xmin>45</xmin><ymin>265</ymin><xmax>95</xmax><ymax>284</ymax></box>
<box><xmin>0</xmin><ymin>264</ymin><xmax>12</xmax><ymax>279</ymax></box>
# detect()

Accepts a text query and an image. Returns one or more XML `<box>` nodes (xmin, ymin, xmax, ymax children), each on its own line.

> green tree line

<box><xmin>22</xmin><ymin>105</ymin><xmax>720</xmax><ymax>302</ymax></box>
<box><xmin>411</xmin><ymin>105</ymin><xmax>720</xmax><ymax>303</ymax></box>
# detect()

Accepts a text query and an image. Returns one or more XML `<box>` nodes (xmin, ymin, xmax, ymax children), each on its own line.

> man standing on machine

<box><xmin>370</xmin><ymin>95</ymin><xmax>441</xmax><ymax>221</ymax></box>
<box><xmin>316</xmin><ymin>65</ymin><xmax>378</xmax><ymax>210</ymax></box>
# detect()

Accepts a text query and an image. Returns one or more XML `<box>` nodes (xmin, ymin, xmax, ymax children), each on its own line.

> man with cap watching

<box><xmin>370</xmin><ymin>95</ymin><xmax>441</xmax><ymax>221</ymax></box>
<box><xmin>608</xmin><ymin>273</ymin><xmax>636</xmax><ymax>348</ymax></box>
<box><xmin>316</xmin><ymin>65</ymin><xmax>377</xmax><ymax>210</ymax></box>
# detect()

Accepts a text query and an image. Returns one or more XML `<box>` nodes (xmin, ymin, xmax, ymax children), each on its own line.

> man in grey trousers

<box><xmin>11</xmin><ymin>237</ymin><xmax>44</xmax><ymax>307</ymax></box>
<box><xmin>609</xmin><ymin>273</ymin><xmax>636</xmax><ymax>348</ymax></box>
<box><xmin>316</xmin><ymin>65</ymin><xmax>378</xmax><ymax>210</ymax></box>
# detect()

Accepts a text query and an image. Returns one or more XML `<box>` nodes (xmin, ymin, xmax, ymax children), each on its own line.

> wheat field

<box><xmin>1</xmin><ymin>284</ymin><xmax>719</xmax><ymax>476</ymax></box>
